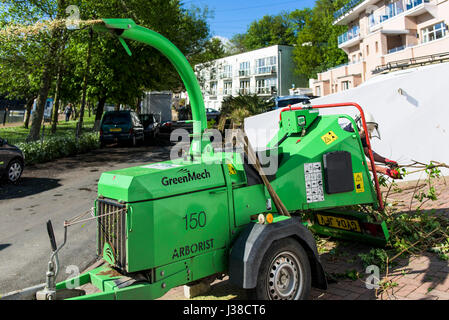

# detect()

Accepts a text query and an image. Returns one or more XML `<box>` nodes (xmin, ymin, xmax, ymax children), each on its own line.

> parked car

<box><xmin>206</xmin><ymin>108</ymin><xmax>220</xmax><ymax>122</ymax></box>
<box><xmin>273</xmin><ymin>95</ymin><xmax>310</xmax><ymax>110</ymax></box>
<box><xmin>159</xmin><ymin>121</ymin><xmax>173</xmax><ymax>134</ymax></box>
<box><xmin>99</xmin><ymin>110</ymin><xmax>144</xmax><ymax>147</ymax></box>
<box><xmin>0</xmin><ymin>137</ymin><xmax>24</xmax><ymax>183</ymax></box>
<box><xmin>139</xmin><ymin>113</ymin><xmax>160</xmax><ymax>142</ymax></box>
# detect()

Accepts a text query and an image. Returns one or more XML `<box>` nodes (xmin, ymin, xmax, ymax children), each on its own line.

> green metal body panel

<box><xmin>268</xmin><ymin>114</ymin><xmax>377</xmax><ymax>211</ymax></box>
<box><xmin>98</xmin><ymin>160</ymin><xmax>226</xmax><ymax>202</ymax></box>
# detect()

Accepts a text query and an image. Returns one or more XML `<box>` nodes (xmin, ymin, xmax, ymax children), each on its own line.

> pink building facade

<box><xmin>310</xmin><ymin>0</ymin><xmax>449</xmax><ymax>96</ymax></box>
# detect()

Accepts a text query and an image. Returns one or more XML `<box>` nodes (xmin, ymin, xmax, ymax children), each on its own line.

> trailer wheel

<box><xmin>249</xmin><ymin>238</ymin><xmax>311</xmax><ymax>300</ymax></box>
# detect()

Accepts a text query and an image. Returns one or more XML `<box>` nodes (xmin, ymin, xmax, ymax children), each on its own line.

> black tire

<box><xmin>6</xmin><ymin>159</ymin><xmax>23</xmax><ymax>184</ymax></box>
<box><xmin>127</xmin><ymin>135</ymin><xmax>137</xmax><ymax>148</ymax></box>
<box><xmin>248</xmin><ymin>238</ymin><xmax>311</xmax><ymax>300</ymax></box>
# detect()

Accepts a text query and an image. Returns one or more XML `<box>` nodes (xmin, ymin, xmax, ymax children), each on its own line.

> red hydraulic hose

<box><xmin>279</xmin><ymin>102</ymin><xmax>384</xmax><ymax>211</ymax></box>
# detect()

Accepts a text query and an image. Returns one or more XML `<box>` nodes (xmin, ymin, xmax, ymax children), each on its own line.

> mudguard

<box><xmin>229</xmin><ymin>217</ymin><xmax>327</xmax><ymax>290</ymax></box>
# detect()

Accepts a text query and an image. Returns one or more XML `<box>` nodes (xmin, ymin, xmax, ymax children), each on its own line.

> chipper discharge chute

<box><xmin>27</xmin><ymin>19</ymin><xmax>389</xmax><ymax>301</ymax></box>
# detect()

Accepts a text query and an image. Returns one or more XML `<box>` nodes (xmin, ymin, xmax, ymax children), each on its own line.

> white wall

<box><xmin>245</xmin><ymin>62</ymin><xmax>449</xmax><ymax>180</ymax></box>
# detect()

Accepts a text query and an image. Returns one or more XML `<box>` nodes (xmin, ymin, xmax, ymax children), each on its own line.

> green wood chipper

<box><xmin>33</xmin><ymin>19</ymin><xmax>389</xmax><ymax>300</ymax></box>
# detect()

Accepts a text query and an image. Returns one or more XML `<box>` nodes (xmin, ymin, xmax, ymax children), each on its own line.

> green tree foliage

<box><xmin>0</xmin><ymin>0</ymin><xmax>212</xmax><ymax>137</ymax></box>
<box><xmin>189</xmin><ymin>37</ymin><xmax>226</xmax><ymax>66</ymax></box>
<box><xmin>292</xmin><ymin>0</ymin><xmax>349</xmax><ymax>79</ymax></box>
<box><xmin>220</xmin><ymin>94</ymin><xmax>272</xmax><ymax>127</ymax></box>
<box><xmin>227</xmin><ymin>0</ymin><xmax>350</xmax><ymax>80</ymax></box>
<box><xmin>230</xmin><ymin>13</ymin><xmax>295</xmax><ymax>53</ymax></box>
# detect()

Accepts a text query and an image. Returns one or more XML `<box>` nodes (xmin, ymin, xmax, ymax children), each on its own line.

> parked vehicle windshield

<box><xmin>277</xmin><ymin>98</ymin><xmax>309</xmax><ymax>109</ymax></box>
<box><xmin>103</xmin><ymin>113</ymin><xmax>130</xmax><ymax>125</ymax></box>
<box><xmin>140</xmin><ymin>114</ymin><xmax>154</xmax><ymax>124</ymax></box>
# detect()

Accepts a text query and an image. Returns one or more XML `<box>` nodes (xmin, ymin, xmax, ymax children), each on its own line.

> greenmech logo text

<box><xmin>161</xmin><ymin>168</ymin><xmax>211</xmax><ymax>186</ymax></box>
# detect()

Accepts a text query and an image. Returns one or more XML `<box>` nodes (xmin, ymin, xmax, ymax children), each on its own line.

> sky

<box><xmin>182</xmin><ymin>0</ymin><xmax>316</xmax><ymax>40</ymax></box>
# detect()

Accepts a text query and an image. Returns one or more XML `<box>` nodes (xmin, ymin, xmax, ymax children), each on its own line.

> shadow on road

<box><xmin>0</xmin><ymin>244</ymin><xmax>11</xmax><ymax>251</ymax></box>
<box><xmin>0</xmin><ymin>177</ymin><xmax>61</xmax><ymax>201</ymax></box>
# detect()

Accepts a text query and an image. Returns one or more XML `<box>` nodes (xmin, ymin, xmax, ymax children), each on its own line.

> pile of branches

<box><xmin>369</xmin><ymin>161</ymin><xmax>449</xmax><ymax>298</ymax></box>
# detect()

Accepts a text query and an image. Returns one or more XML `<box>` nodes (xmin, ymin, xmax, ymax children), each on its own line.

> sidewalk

<box><xmin>159</xmin><ymin>176</ymin><xmax>449</xmax><ymax>300</ymax></box>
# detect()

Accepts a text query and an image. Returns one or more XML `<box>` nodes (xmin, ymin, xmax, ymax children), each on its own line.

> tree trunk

<box><xmin>27</xmin><ymin>0</ymin><xmax>65</xmax><ymax>141</ymax></box>
<box><xmin>136</xmin><ymin>96</ymin><xmax>142</xmax><ymax>114</ymax></box>
<box><xmin>51</xmin><ymin>31</ymin><xmax>68</xmax><ymax>134</ymax></box>
<box><xmin>94</xmin><ymin>93</ymin><xmax>107</xmax><ymax>131</ymax></box>
<box><xmin>28</xmin><ymin>66</ymin><xmax>54</xmax><ymax>141</ymax></box>
<box><xmin>95</xmin><ymin>94</ymin><xmax>107</xmax><ymax>122</ymax></box>
<box><xmin>23</xmin><ymin>97</ymin><xmax>35</xmax><ymax>129</ymax></box>
<box><xmin>51</xmin><ymin>62</ymin><xmax>64</xmax><ymax>134</ymax></box>
<box><xmin>76</xmin><ymin>29</ymin><xmax>94</xmax><ymax>138</ymax></box>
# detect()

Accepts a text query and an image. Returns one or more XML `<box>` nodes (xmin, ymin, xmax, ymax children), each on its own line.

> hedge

<box><xmin>17</xmin><ymin>132</ymin><xmax>100</xmax><ymax>165</ymax></box>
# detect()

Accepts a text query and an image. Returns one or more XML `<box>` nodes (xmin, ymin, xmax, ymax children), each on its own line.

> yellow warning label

<box><xmin>354</xmin><ymin>172</ymin><xmax>364</xmax><ymax>193</ymax></box>
<box><xmin>227</xmin><ymin>164</ymin><xmax>237</xmax><ymax>175</ymax></box>
<box><xmin>321</xmin><ymin>131</ymin><xmax>338</xmax><ymax>145</ymax></box>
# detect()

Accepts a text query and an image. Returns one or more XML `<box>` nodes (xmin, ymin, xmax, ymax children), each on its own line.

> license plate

<box><xmin>110</xmin><ymin>128</ymin><xmax>122</xmax><ymax>132</ymax></box>
<box><xmin>316</xmin><ymin>214</ymin><xmax>361</xmax><ymax>233</ymax></box>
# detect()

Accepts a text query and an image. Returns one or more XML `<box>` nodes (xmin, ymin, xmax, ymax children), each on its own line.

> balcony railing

<box><xmin>334</xmin><ymin>0</ymin><xmax>364</xmax><ymax>21</ymax></box>
<box><xmin>256</xmin><ymin>88</ymin><xmax>274</xmax><ymax>95</ymax></box>
<box><xmin>238</xmin><ymin>70</ymin><xmax>251</xmax><ymax>77</ymax></box>
<box><xmin>338</xmin><ymin>25</ymin><xmax>360</xmax><ymax>45</ymax></box>
<box><xmin>369</xmin><ymin>0</ymin><xmax>430</xmax><ymax>28</ymax></box>
<box><xmin>387</xmin><ymin>45</ymin><xmax>406</xmax><ymax>54</ymax></box>
<box><xmin>406</xmin><ymin>0</ymin><xmax>429</xmax><ymax>10</ymax></box>
<box><xmin>372</xmin><ymin>51</ymin><xmax>449</xmax><ymax>74</ymax></box>
<box><xmin>255</xmin><ymin>66</ymin><xmax>277</xmax><ymax>75</ymax></box>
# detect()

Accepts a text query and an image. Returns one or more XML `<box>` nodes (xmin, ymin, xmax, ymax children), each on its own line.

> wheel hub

<box><xmin>8</xmin><ymin>163</ymin><xmax>22</xmax><ymax>182</ymax></box>
<box><xmin>267</xmin><ymin>251</ymin><xmax>303</xmax><ymax>300</ymax></box>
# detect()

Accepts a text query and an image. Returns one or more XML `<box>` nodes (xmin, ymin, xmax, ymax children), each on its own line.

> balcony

<box><xmin>255</xmin><ymin>66</ymin><xmax>277</xmax><ymax>76</ymax></box>
<box><xmin>333</xmin><ymin>0</ymin><xmax>380</xmax><ymax>25</ymax></box>
<box><xmin>238</xmin><ymin>70</ymin><xmax>251</xmax><ymax>77</ymax></box>
<box><xmin>388</xmin><ymin>45</ymin><xmax>407</xmax><ymax>54</ymax></box>
<box><xmin>369</xmin><ymin>0</ymin><xmax>433</xmax><ymax>30</ymax></box>
<box><xmin>238</xmin><ymin>88</ymin><xmax>251</xmax><ymax>95</ymax></box>
<box><xmin>338</xmin><ymin>25</ymin><xmax>361</xmax><ymax>47</ymax></box>
<box><xmin>220</xmin><ymin>73</ymin><xmax>232</xmax><ymax>80</ymax></box>
<box><xmin>334</xmin><ymin>0</ymin><xmax>364</xmax><ymax>21</ymax></box>
<box><xmin>255</xmin><ymin>87</ymin><xmax>275</xmax><ymax>95</ymax></box>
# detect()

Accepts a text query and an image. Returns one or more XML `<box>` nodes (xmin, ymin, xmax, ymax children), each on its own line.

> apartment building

<box><xmin>310</xmin><ymin>0</ymin><xmax>449</xmax><ymax>96</ymax></box>
<box><xmin>195</xmin><ymin>45</ymin><xmax>307</xmax><ymax>110</ymax></box>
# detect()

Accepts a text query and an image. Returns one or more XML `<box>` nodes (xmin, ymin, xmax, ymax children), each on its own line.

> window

<box><xmin>256</xmin><ymin>78</ymin><xmax>277</xmax><ymax>94</ymax></box>
<box><xmin>224</xmin><ymin>81</ymin><xmax>233</xmax><ymax>95</ymax></box>
<box><xmin>375</xmin><ymin>41</ymin><xmax>379</xmax><ymax>53</ymax></box>
<box><xmin>239</xmin><ymin>62</ymin><xmax>251</xmax><ymax>76</ymax></box>
<box><xmin>221</xmin><ymin>65</ymin><xmax>232</xmax><ymax>79</ymax></box>
<box><xmin>255</xmin><ymin>56</ymin><xmax>277</xmax><ymax>74</ymax></box>
<box><xmin>422</xmin><ymin>22</ymin><xmax>447</xmax><ymax>43</ymax></box>
<box><xmin>366</xmin><ymin>45</ymin><xmax>369</xmax><ymax>56</ymax></box>
<box><xmin>210</xmin><ymin>81</ymin><xmax>217</xmax><ymax>96</ymax></box>
<box><xmin>316</xmin><ymin>86</ymin><xmax>321</xmax><ymax>97</ymax></box>
<box><xmin>369</xmin><ymin>13</ymin><xmax>375</xmax><ymax>27</ymax></box>
<box><xmin>239</xmin><ymin>80</ymin><xmax>250</xmax><ymax>94</ymax></box>
<box><xmin>210</xmin><ymin>67</ymin><xmax>217</xmax><ymax>80</ymax></box>
<box><xmin>342</xmin><ymin>81</ymin><xmax>350</xmax><ymax>91</ymax></box>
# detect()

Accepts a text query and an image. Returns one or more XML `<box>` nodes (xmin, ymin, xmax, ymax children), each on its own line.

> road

<box><xmin>0</xmin><ymin>144</ymin><xmax>171</xmax><ymax>294</ymax></box>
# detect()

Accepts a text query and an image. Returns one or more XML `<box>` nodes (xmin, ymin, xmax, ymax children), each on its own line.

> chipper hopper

<box><xmin>26</xmin><ymin>19</ymin><xmax>389</xmax><ymax>300</ymax></box>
